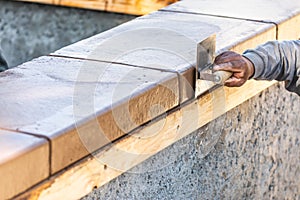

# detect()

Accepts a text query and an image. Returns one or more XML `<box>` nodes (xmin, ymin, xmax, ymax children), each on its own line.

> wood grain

<box><xmin>277</xmin><ymin>13</ymin><xmax>300</xmax><ymax>40</ymax></box>
<box><xmin>16</xmin><ymin>0</ymin><xmax>177</xmax><ymax>15</ymax></box>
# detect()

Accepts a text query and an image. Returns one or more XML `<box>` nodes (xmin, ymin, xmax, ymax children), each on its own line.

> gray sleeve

<box><xmin>243</xmin><ymin>40</ymin><xmax>300</xmax><ymax>95</ymax></box>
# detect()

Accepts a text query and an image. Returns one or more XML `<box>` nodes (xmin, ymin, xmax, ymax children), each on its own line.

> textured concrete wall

<box><xmin>0</xmin><ymin>1</ymin><xmax>135</xmax><ymax>68</ymax></box>
<box><xmin>83</xmin><ymin>82</ymin><xmax>300</xmax><ymax>199</ymax></box>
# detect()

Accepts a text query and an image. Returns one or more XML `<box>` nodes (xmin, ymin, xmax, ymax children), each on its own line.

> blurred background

<box><xmin>0</xmin><ymin>0</ymin><xmax>135</xmax><ymax>68</ymax></box>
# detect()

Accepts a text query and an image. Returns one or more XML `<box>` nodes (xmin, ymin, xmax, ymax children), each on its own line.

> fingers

<box><xmin>215</xmin><ymin>51</ymin><xmax>241</xmax><ymax>64</ymax></box>
<box><xmin>212</xmin><ymin>51</ymin><xmax>254</xmax><ymax>87</ymax></box>
<box><xmin>224</xmin><ymin>77</ymin><xmax>246</xmax><ymax>87</ymax></box>
<box><xmin>214</xmin><ymin>62</ymin><xmax>242</xmax><ymax>73</ymax></box>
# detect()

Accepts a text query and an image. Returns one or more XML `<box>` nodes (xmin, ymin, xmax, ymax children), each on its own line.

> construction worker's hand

<box><xmin>213</xmin><ymin>51</ymin><xmax>254</xmax><ymax>87</ymax></box>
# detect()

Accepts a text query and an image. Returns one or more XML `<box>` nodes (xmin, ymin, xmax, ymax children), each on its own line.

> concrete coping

<box><xmin>1</xmin><ymin>0</ymin><xmax>300</xmax><ymax>199</ymax></box>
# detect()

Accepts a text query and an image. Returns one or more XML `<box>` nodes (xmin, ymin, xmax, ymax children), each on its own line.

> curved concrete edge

<box><xmin>0</xmin><ymin>130</ymin><xmax>49</xmax><ymax>200</ymax></box>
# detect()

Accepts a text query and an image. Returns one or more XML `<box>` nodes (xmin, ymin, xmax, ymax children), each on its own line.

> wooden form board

<box><xmin>15</xmin><ymin>0</ymin><xmax>177</xmax><ymax>15</ymax></box>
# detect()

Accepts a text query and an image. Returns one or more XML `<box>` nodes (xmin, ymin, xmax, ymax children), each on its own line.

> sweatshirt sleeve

<box><xmin>243</xmin><ymin>40</ymin><xmax>300</xmax><ymax>95</ymax></box>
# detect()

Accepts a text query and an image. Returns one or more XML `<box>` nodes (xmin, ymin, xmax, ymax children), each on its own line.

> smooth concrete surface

<box><xmin>52</xmin><ymin>11</ymin><xmax>275</xmax><ymax>102</ymax></box>
<box><xmin>0</xmin><ymin>56</ymin><xmax>179</xmax><ymax>173</ymax></box>
<box><xmin>52</xmin><ymin>11</ymin><xmax>275</xmax><ymax>63</ymax></box>
<box><xmin>0</xmin><ymin>130</ymin><xmax>49</xmax><ymax>200</ymax></box>
<box><xmin>162</xmin><ymin>0</ymin><xmax>300</xmax><ymax>23</ymax></box>
<box><xmin>83</xmin><ymin>82</ymin><xmax>300</xmax><ymax>199</ymax></box>
<box><xmin>0</xmin><ymin>0</ymin><xmax>135</xmax><ymax>68</ymax></box>
<box><xmin>162</xmin><ymin>0</ymin><xmax>300</xmax><ymax>40</ymax></box>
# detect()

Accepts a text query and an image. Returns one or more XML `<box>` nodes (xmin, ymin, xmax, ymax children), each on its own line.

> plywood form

<box><xmin>277</xmin><ymin>13</ymin><xmax>300</xmax><ymax>40</ymax></box>
<box><xmin>0</xmin><ymin>130</ymin><xmax>49</xmax><ymax>200</ymax></box>
<box><xmin>162</xmin><ymin>0</ymin><xmax>300</xmax><ymax>40</ymax></box>
<box><xmin>0</xmin><ymin>56</ymin><xmax>179</xmax><ymax>173</ymax></box>
<box><xmin>59</xmin><ymin>0</ymin><xmax>106</xmax><ymax>11</ymax></box>
<box><xmin>16</xmin><ymin>0</ymin><xmax>176</xmax><ymax>15</ymax></box>
<box><xmin>106</xmin><ymin>0</ymin><xmax>176</xmax><ymax>15</ymax></box>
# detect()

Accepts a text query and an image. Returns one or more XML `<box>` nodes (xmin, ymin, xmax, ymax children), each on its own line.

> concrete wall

<box><xmin>0</xmin><ymin>0</ymin><xmax>135</xmax><ymax>68</ymax></box>
<box><xmin>83</xmin><ymin>82</ymin><xmax>300</xmax><ymax>199</ymax></box>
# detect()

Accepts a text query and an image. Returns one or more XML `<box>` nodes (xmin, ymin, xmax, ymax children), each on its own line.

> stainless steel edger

<box><xmin>195</xmin><ymin>34</ymin><xmax>233</xmax><ymax>97</ymax></box>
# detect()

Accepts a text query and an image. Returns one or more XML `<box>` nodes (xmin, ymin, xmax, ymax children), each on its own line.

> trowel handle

<box><xmin>213</xmin><ymin>71</ymin><xmax>233</xmax><ymax>85</ymax></box>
